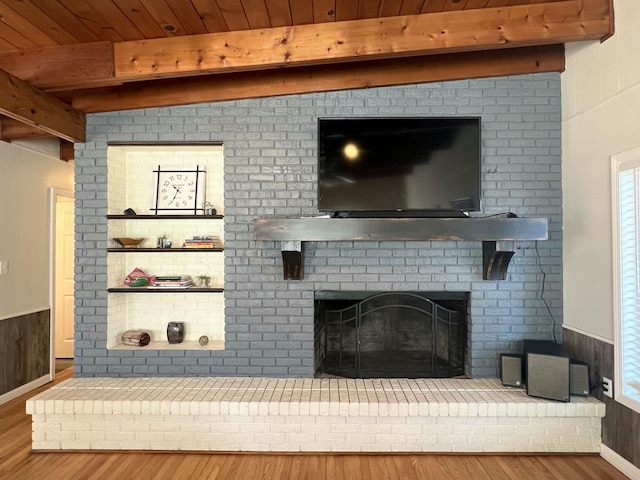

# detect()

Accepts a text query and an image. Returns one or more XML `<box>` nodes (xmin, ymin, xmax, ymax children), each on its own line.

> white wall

<box><xmin>0</xmin><ymin>140</ymin><xmax>74</xmax><ymax>319</ymax></box>
<box><xmin>562</xmin><ymin>0</ymin><xmax>640</xmax><ymax>340</ymax></box>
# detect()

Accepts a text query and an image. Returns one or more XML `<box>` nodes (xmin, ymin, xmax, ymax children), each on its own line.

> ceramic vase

<box><xmin>167</xmin><ymin>321</ymin><xmax>185</xmax><ymax>344</ymax></box>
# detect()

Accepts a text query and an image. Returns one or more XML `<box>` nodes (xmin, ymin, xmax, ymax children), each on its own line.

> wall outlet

<box><xmin>602</xmin><ymin>377</ymin><xmax>613</xmax><ymax>398</ymax></box>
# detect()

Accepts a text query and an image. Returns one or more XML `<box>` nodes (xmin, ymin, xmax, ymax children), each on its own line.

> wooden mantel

<box><xmin>253</xmin><ymin>217</ymin><xmax>549</xmax><ymax>280</ymax></box>
<box><xmin>253</xmin><ymin>217</ymin><xmax>548</xmax><ymax>242</ymax></box>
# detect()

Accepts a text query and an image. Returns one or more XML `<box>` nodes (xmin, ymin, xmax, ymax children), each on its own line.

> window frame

<box><xmin>612</xmin><ymin>146</ymin><xmax>640</xmax><ymax>414</ymax></box>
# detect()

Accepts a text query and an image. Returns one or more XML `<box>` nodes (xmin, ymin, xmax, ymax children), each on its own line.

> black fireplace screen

<box><xmin>315</xmin><ymin>292</ymin><xmax>466</xmax><ymax>378</ymax></box>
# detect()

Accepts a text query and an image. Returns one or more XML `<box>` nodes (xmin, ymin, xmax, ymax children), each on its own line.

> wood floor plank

<box><xmin>288</xmin><ymin>454</ymin><xmax>322</xmax><ymax>480</ymax></box>
<box><xmin>493</xmin><ymin>455</ymin><xmax>554</xmax><ymax>480</ymax></box>
<box><xmin>0</xmin><ymin>370</ymin><xmax>632</xmax><ymax>480</ymax></box>
<box><xmin>192</xmin><ymin>454</ymin><xmax>231</xmax><ymax>480</ymax></box>
<box><xmin>410</xmin><ymin>454</ymin><xmax>461</xmax><ymax>480</ymax></box>
<box><xmin>474</xmin><ymin>455</ymin><xmax>519</xmax><ymax>480</ymax></box>
<box><xmin>584</xmin><ymin>456</ymin><xmax>633</xmax><ymax>480</ymax></box>
<box><xmin>266</xmin><ymin>455</ymin><xmax>287</xmax><ymax>478</ymax></box>
<box><xmin>216</xmin><ymin>454</ymin><xmax>259</xmax><ymax>480</ymax></box>
<box><xmin>442</xmin><ymin>455</ymin><xmax>494</xmax><ymax>479</ymax></box>
<box><xmin>363</xmin><ymin>455</ymin><xmax>388</xmax><ymax>479</ymax></box>
<box><xmin>162</xmin><ymin>454</ymin><xmax>200</xmax><ymax>480</ymax></box>
<box><xmin>538</xmin><ymin>456</ymin><xmax>602</xmax><ymax>480</ymax></box>
<box><xmin>81</xmin><ymin>454</ymin><xmax>129</xmax><ymax>480</ymax></box>
<box><xmin>554</xmin><ymin>456</ymin><xmax>630</xmax><ymax>480</ymax></box>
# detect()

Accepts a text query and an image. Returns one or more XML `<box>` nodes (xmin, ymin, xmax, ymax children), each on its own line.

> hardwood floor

<box><xmin>0</xmin><ymin>370</ymin><xmax>630</xmax><ymax>480</ymax></box>
<box><xmin>54</xmin><ymin>358</ymin><xmax>73</xmax><ymax>374</ymax></box>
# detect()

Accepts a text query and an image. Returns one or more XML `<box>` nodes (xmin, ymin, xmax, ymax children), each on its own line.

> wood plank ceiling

<box><xmin>0</xmin><ymin>0</ymin><xmax>614</xmax><ymax>153</ymax></box>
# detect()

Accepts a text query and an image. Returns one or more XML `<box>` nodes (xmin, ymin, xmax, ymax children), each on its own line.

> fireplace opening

<box><xmin>314</xmin><ymin>291</ymin><xmax>468</xmax><ymax>379</ymax></box>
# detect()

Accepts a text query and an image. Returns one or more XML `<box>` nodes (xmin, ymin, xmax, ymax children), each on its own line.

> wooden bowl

<box><xmin>113</xmin><ymin>237</ymin><xmax>145</xmax><ymax>248</ymax></box>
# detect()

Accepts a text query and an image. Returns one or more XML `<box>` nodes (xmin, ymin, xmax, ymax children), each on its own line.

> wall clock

<box><xmin>151</xmin><ymin>165</ymin><xmax>206</xmax><ymax>215</ymax></box>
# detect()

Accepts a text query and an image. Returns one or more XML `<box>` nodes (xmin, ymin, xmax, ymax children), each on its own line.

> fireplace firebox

<box><xmin>314</xmin><ymin>291</ymin><xmax>468</xmax><ymax>379</ymax></box>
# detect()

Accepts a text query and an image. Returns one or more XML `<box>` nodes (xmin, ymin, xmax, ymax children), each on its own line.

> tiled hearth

<box><xmin>27</xmin><ymin>377</ymin><xmax>604</xmax><ymax>452</ymax></box>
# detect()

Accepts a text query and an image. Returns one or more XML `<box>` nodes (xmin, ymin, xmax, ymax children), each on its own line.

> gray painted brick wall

<box><xmin>75</xmin><ymin>73</ymin><xmax>562</xmax><ymax>378</ymax></box>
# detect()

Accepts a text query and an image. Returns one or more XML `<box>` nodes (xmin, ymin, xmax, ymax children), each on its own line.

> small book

<box><xmin>154</xmin><ymin>275</ymin><xmax>192</xmax><ymax>281</ymax></box>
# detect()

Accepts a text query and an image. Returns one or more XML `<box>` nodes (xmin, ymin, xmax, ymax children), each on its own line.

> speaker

<box><xmin>569</xmin><ymin>360</ymin><xmax>590</xmax><ymax>396</ymax></box>
<box><xmin>526</xmin><ymin>352</ymin><xmax>570</xmax><ymax>402</ymax></box>
<box><xmin>500</xmin><ymin>354</ymin><xmax>524</xmax><ymax>387</ymax></box>
<box><xmin>523</xmin><ymin>339</ymin><xmax>565</xmax><ymax>356</ymax></box>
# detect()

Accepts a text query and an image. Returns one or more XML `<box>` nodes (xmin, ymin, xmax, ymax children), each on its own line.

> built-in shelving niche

<box><xmin>106</xmin><ymin>144</ymin><xmax>225</xmax><ymax>351</ymax></box>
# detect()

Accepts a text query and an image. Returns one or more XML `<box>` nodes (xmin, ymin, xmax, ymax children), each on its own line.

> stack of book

<box><xmin>148</xmin><ymin>275</ymin><xmax>194</xmax><ymax>289</ymax></box>
<box><xmin>182</xmin><ymin>236</ymin><xmax>221</xmax><ymax>249</ymax></box>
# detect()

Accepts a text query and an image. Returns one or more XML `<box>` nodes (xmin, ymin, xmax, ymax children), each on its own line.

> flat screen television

<box><xmin>317</xmin><ymin>117</ymin><xmax>481</xmax><ymax>217</ymax></box>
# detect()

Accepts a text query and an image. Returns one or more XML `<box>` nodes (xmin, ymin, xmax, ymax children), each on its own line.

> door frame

<box><xmin>49</xmin><ymin>187</ymin><xmax>74</xmax><ymax>379</ymax></box>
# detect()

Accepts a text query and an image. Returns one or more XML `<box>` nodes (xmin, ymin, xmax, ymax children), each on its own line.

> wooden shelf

<box><xmin>253</xmin><ymin>216</ymin><xmax>548</xmax><ymax>280</ymax></box>
<box><xmin>108</xmin><ymin>214</ymin><xmax>223</xmax><ymax>220</ymax></box>
<box><xmin>253</xmin><ymin>217</ymin><xmax>548</xmax><ymax>242</ymax></box>
<box><xmin>107</xmin><ymin>247</ymin><xmax>223</xmax><ymax>252</ymax></box>
<box><xmin>108</xmin><ymin>287</ymin><xmax>224</xmax><ymax>293</ymax></box>
<box><xmin>109</xmin><ymin>339</ymin><xmax>225</xmax><ymax>351</ymax></box>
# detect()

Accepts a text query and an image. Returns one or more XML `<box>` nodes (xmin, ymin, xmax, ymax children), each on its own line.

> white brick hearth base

<box><xmin>26</xmin><ymin>378</ymin><xmax>604</xmax><ymax>453</ymax></box>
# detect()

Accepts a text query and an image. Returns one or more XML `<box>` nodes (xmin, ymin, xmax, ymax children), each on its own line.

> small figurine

<box><xmin>203</xmin><ymin>202</ymin><xmax>217</xmax><ymax>216</ymax></box>
<box><xmin>124</xmin><ymin>267</ymin><xmax>152</xmax><ymax>287</ymax></box>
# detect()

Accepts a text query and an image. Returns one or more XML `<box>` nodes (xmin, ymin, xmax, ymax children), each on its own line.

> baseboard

<box><xmin>601</xmin><ymin>444</ymin><xmax>640</xmax><ymax>479</ymax></box>
<box><xmin>0</xmin><ymin>375</ymin><xmax>51</xmax><ymax>406</ymax></box>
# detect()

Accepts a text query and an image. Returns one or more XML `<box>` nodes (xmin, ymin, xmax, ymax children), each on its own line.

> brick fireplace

<box><xmin>73</xmin><ymin>73</ymin><xmax>562</xmax><ymax>379</ymax></box>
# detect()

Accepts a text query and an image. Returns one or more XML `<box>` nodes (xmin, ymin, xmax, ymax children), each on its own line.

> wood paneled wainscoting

<box><xmin>0</xmin><ymin>309</ymin><xmax>50</xmax><ymax>404</ymax></box>
<box><xmin>0</xmin><ymin>368</ymin><xmax>630</xmax><ymax>480</ymax></box>
<box><xmin>563</xmin><ymin>328</ymin><xmax>640</xmax><ymax>475</ymax></box>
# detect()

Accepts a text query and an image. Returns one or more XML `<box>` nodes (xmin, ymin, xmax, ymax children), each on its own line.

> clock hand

<box><xmin>169</xmin><ymin>184</ymin><xmax>183</xmax><ymax>203</ymax></box>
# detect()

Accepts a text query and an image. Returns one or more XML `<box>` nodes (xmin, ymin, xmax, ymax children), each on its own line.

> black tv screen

<box><xmin>317</xmin><ymin>117</ymin><xmax>481</xmax><ymax>216</ymax></box>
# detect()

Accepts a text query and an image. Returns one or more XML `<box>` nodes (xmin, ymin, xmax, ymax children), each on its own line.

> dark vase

<box><xmin>167</xmin><ymin>321</ymin><xmax>185</xmax><ymax>344</ymax></box>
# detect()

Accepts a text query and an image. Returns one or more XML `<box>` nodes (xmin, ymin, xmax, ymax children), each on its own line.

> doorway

<box><xmin>50</xmin><ymin>189</ymin><xmax>74</xmax><ymax>369</ymax></box>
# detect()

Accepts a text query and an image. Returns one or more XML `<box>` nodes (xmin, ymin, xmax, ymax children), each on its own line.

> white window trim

<box><xmin>612</xmin><ymin>146</ymin><xmax>640</xmax><ymax>414</ymax></box>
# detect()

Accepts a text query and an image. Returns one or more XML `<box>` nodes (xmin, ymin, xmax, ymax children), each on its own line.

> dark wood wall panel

<box><xmin>563</xmin><ymin>327</ymin><xmax>640</xmax><ymax>469</ymax></box>
<box><xmin>0</xmin><ymin>310</ymin><xmax>50</xmax><ymax>396</ymax></box>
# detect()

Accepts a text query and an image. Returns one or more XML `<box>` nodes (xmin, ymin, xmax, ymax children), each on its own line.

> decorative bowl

<box><xmin>113</xmin><ymin>237</ymin><xmax>145</xmax><ymax>248</ymax></box>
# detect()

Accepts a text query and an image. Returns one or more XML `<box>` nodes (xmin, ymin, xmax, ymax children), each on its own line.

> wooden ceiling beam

<box><xmin>0</xmin><ymin>116</ymin><xmax>51</xmax><ymax>140</ymax></box>
<box><xmin>59</xmin><ymin>140</ymin><xmax>74</xmax><ymax>161</ymax></box>
<box><xmin>0</xmin><ymin>0</ymin><xmax>610</xmax><ymax>92</ymax></box>
<box><xmin>73</xmin><ymin>44</ymin><xmax>565</xmax><ymax>113</ymax></box>
<box><xmin>0</xmin><ymin>67</ymin><xmax>86</xmax><ymax>143</ymax></box>
<box><xmin>0</xmin><ymin>116</ymin><xmax>75</xmax><ymax>161</ymax></box>
<box><xmin>0</xmin><ymin>42</ymin><xmax>115</xmax><ymax>91</ymax></box>
<box><xmin>111</xmin><ymin>0</ymin><xmax>609</xmax><ymax>82</ymax></box>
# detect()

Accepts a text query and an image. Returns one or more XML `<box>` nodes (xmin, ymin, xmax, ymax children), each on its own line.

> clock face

<box><xmin>159</xmin><ymin>172</ymin><xmax>196</xmax><ymax>208</ymax></box>
<box><xmin>152</xmin><ymin>166</ymin><xmax>206</xmax><ymax>214</ymax></box>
